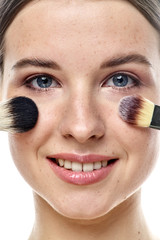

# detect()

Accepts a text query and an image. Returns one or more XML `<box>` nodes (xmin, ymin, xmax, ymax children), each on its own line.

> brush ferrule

<box><xmin>150</xmin><ymin>105</ymin><xmax>160</xmax><ymax>129</ymax></box>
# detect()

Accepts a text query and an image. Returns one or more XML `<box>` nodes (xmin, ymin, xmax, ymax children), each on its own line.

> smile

<box><xmin>50</xmin><ymin>158</ymin><xmax>117</xmax><ymax>172</ymax></box>
<box><xmin>47</xmin><ymin>154</ymin><xmax>119</xmax><ymax>185</ymax></box>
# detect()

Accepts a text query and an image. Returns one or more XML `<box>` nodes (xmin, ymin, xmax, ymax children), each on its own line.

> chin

<box><xmin>56</xmin><ymin>208</ymin><xmax>107</xmax><ymax>220</ymax></box>
<box><xmin>48</xmin><ymin>196</ymin><xmax>117</xmax><ymax>221</ymax></box>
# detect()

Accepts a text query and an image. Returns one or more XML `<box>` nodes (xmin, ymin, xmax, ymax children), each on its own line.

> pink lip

<box><xmin>47</xmin><ymin>153</ymin><xmax>119</xmax><ymax>185</ymax></box>
<box><xmin>47</xmin><ymin>153</ymin><xmax>115</xmax><ymax>163</ymax></box>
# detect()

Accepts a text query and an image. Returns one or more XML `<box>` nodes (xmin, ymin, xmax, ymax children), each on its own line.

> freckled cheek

<box><xmin>8</xmin><ymin>131</ymin><xmax>38</xmax><ymax>159</ymax></box>
<box><xmin>7</xmin><ymin>103</ymin><xmax>63</xmax><ymax>180</ymax></box>
<box><xmin>8</xmin><ymin>134</ymin><xmax>33</xmax><ymax>175</ymax></box>
<box><xmin>35</xmin><ymin>103</ymin><xmax>61</xmax><ymax>136</ymax></box>
<box><xmin>9</xmin><ymin>103</ymin><xmax>61</xmax><ymax>151</ymax></box>
<box><xmin>113</xmin><ymin>117</ymin><xmax>159</xmax><ymax>159</ymax></box>
<box><xmin>105</xmin><ymin>105</ymin><xmax>154</xmax><ymax>148</ymax></box>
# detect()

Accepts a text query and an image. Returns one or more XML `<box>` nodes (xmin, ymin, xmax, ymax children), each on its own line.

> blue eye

<box><xmin>112</xmin><ymin>74</ymin><xmax>129</xmax><ymax>87</ymax></box>
<box><xmin>36</xmin><ymin>75</ymin><xmax>53</xmax><ymax>88</ymax></box>
<box><xmin>103</xmin><ymin>73</ymin><xmax>138</xmax><ymax>89</ymax></box>
<box><xmin>25</xmin><ymin>74</ymin><xmax>60</xmax><ymax>90</ymax></box>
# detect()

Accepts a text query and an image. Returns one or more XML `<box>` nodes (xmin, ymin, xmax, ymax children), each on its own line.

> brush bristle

<box><xmin>0</xmin><ymin>96</ymin><xmax>38</xmax><ymax>133</ymax></box>
<box><xmin>118</xmin><ymin>95</ymin><xmax>154</xmax><ymax>127</ymax></box>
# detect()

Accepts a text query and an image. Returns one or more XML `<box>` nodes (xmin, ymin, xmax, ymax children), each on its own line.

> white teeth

<box><xmin>64</xmin><ymin>160</ymin><xmax>72</xmax><ymax>169</ymax></box>
<box><xmin>102</xmin><ymin>160</ymin><xmax>108</xmax><ymax>167</ymax></box>
<box><xmin>93</xmin><ymin>161</ymin><xmax>101</xmax><ymax>170</ymax></box>
<box><xmin>57</xmin><ymin>159</ymin><xmax>109</xmax><ymax>172</ymax></box>
<box><xmin>72</xmin><ymin>162</ymin><xmax>83</xmax><ymax>172</ymax></box>
<box><xmin>83</xmin><ymin>163</ymin><xmax>94</xmax><ymax>172</ymax></box>
<box><xmin>58</xmin><ymin>159</ymin><xmax>64</xmax><ymax>167</ymax></box>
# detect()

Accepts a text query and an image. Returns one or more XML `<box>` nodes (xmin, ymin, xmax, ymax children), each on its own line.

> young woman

<box><xmin>0</xmin><ymin>0</ymin><xmax>160</xmax><ymax>239</ymax></box>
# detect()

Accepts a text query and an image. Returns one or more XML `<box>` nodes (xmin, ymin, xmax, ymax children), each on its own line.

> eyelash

<box><xmin>24</xmin><ymin>74</ymin><xmax>61</xmax><ymax>92</ymax></box>
<box><xmin>101</xmin><ymin>72</ymin><xmax>141</xmax><ymax>91</ymax></box>
<box><xmin>23</xmin><ymin>72</ymin><xmax>141</xmax><ymax>93</ymax></box>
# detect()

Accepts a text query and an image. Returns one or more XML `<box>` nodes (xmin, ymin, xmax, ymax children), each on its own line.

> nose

<box><xmin>59</xmin><ymin>93</ymin><xmax>105</xmax><ymax>144</ymax></box>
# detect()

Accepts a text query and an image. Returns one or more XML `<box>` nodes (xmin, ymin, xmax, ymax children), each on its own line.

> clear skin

<box><xmin>1</xmin><ymin>0</ymin><xmax>160</xmax><ymax>239</ymax></box>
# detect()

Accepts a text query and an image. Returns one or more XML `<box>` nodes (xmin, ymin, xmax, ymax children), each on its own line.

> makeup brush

<box><xmin>118</xmin><ymin>95</ymin><xmax>160</xmax><ymax>129</ymax></box>
<box><xmin>0</xmin><ymin>96</ymin><xmax>38</xmax><ymax>133</ymax></box>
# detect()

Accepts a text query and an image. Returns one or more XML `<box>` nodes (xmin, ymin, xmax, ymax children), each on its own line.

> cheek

<box><xmin>123</xmin><ymin>127</ymin><xmax>158</xmax><ymax>159</ymax></box>
<box><xmin>113</xmin><ymin>118</ymin><xmax>160</xmax><ymax>181</ymax></box>
<box><xmin>8</xmin><ymin>132</ymin><xmax>37</xmax><ymax>184</ymax></box>
<box><xmin>104</xmin><ymin>103</ymin><xmax>158</xmax><ymax>157</ymax></box>
<box><xmin>7</xmin><ymin>103</ymin><xmax>59</xmax><ymax>172</ymax></box>
<box><xmin>10</xmin><ymin>102</ymin><xmax>60</xmax><ymax>146</ymax></box>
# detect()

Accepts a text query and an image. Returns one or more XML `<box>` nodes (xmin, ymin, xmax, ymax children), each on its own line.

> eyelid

<box><xmin>101</xmin><ymin>71</ymin><xmax>141</xmax><ymax>87</ymax></box>
<box><xmin>25</xmin><ymin>73</ymin><xmax>59</xmax><ymax>82</ymax></box>
<box><xmin>24</xmin><ymin>73</ymin><xmax>62</xmax><ymax>89</ymax></box>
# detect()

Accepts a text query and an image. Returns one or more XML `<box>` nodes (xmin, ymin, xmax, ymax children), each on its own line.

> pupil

<box><xmin>113</xmin><ymin>75</ymin><xmax>128</xmax><ymax>87</ymax></box>
<box><xmin>37</xmin><ymin>76</ymin><xmax>52</xmax><ymax>88</ymax></box>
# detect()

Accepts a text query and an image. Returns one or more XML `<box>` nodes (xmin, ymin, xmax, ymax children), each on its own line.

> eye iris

<box><xmin>113</xmin><ymin>75</ymin><xmax>128</xmax><ymax>87</ymax></box>
<box><xmin>37</xmin><ymin>76</ymin><xmax>52</xmax><ymax>88</ymax></box>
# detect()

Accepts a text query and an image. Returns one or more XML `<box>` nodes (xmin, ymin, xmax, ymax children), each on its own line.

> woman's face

<box><xmin>2</xmin><ymin>0</ymin><xmax>160</xmax><ymax>219</ymax></box>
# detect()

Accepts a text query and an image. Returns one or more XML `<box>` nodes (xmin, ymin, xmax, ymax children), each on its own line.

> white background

<box><xmin>0</xmin><ymin>131</ymin><xmax>160</xmax><ymax>239</ymax></box>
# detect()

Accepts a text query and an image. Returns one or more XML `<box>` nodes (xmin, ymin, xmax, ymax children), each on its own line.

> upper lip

<box><xmin>47</xmin><ymin>153</ymin><xmax>119</xmax><ymax>163</ymax></box>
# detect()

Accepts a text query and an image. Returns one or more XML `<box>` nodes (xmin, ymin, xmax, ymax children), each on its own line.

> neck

<box><xmin>29</xmin><ymin>190</ymin><xmax>153</xmax><ymax>240</ymax></box>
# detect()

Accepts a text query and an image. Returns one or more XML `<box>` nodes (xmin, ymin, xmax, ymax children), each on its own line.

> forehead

<box><xmin>4</xmin><ymin>0</ymin><xmax>159</xmax><ymax>69</ymax></box>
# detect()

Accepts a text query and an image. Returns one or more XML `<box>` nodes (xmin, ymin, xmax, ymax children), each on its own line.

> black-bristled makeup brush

<box><xmin>0</xmin><ymin>96</ymin><xmax>38</xmax><ymax>133</ymax></box>
<box><xmin>118</xmin><ymin>95</ymin><xmax>160</xmax><ymax>130</ymax></box>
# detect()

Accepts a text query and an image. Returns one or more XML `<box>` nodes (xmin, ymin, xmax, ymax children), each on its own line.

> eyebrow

<box><xmin>12</xmin><ymin>54</ymin><xmax>152</xmax><ymax>71</ymax></box>
<box><xmin>100</xmin><ymin>54</ymin><xmax>152</xmax><ymax>68</ymax></box>
<box><xmin>12</xmin><ymin>58</ymin><xmax>61</xmax><ymax>70</ymax></box>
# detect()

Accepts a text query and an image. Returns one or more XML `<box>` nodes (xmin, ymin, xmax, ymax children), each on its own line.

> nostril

<box><xmin>59</xmin><ymin>113</ymin><xmax>105</xmax><ymax>143</ymax></box>
<box><xmin>64</xmin><ymin>134</ymin><xmax>73</xmax><ymax>139</ymax></box>
<box><xmin>62</xmin><ymin>131</ymin><xmax>103</xmax><ymax>143</ymax></box>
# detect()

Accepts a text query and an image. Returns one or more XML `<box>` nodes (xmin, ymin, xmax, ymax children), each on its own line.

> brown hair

<box><xmin>0</xmin><ymin>0</ymin><xmax>160</xmax><ymax>72</ymax></box>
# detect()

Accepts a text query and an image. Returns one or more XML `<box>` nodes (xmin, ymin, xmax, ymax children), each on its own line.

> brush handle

<box><xmin>150</xmin><ymin>105</ymin><xmax>160</xmax><ymax>130</ymax></box>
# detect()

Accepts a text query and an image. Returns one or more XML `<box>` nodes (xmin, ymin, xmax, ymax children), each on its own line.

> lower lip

<box><xmin>47</xmin><ymin>159</ymin><xmax>118</xmax><ymax>185</ymax></box>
